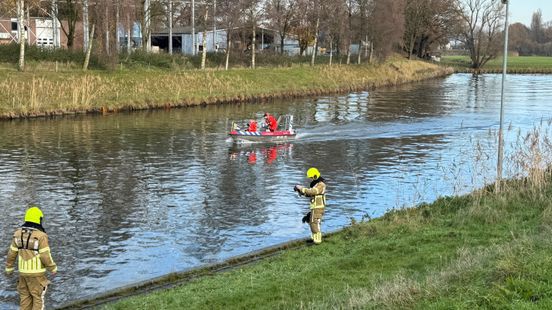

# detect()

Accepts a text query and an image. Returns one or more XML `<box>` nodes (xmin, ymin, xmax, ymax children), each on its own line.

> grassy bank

<box><xmin>98</xmin><ymin>172</ymin><xmax>552</xmax><ymax>309</ymax></box>
<box><xmin>0</xmin><ymin>59</ymin><xmax>451</xmax><ymax>119</ymax></box>
<box><xmin>441</xmin><ymin>55</ymin><xmax>552</xmax><ymax>73</ymax></box>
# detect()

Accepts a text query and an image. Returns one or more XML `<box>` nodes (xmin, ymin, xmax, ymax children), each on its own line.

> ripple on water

<box><xmin>1</xmin><ymin>74</ymin><xmax>552</xmax><ymax>307</ymax></box>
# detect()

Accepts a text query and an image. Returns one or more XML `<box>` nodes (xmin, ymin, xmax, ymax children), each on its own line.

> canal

<box><xmin>0</xmin><ymin>73</ymin><xmax>551</xmax><ymax>307</ymax></box>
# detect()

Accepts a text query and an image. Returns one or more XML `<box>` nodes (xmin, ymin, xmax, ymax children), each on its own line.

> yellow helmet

<box><xmin>25</xmin><ymin>206</ymin><xmax>43</xmax><ymax>225</ymax></box>
<box><xmin>306</xmin><ymin>167</ymin><xmax>320</xmax><ymax>180</ymax></box>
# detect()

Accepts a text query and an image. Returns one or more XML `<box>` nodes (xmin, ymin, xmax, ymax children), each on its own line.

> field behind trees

<box><xmin>441</xmin><ymin>55</ymin><xmax>552</xmax><ymax>73</ymax></box>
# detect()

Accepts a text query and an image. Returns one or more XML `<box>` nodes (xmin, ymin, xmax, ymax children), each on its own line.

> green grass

<box><xmin>101</xmin><ymin>177</ymin><xmax>552</xmax><ymax>309</ymax></box>
<box><xmin>441</xmin><ymin>55</ymin><xmax>552</xmax><ymax>72</ymax></box>
<box><xmin>0</xmin><ymin>58</ymin><xmax>452</xmax><ymax>118</ymax></box>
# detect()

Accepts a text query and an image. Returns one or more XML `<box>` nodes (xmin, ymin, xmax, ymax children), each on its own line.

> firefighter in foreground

<box><xmin>5</xmin><ymin>206</ymin><xmax>57</xmax><ymax>310</ymax></box>
<box><xmin>294</xmin><ymin>168</ymin><xmax>327</xmax><ymax>244</ymax></box>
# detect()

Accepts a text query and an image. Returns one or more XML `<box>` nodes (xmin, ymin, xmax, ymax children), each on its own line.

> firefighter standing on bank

<box><xmin>5</xmin><ymin>206</ymin><xmax>57</xmax><ymax>310</ymax></box>
<box><xmin>295</xmin><ymin>168</ymin><xmax>327</xmax><ymax>244</ymax></box>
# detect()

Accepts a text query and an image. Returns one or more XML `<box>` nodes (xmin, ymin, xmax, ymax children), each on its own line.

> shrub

<box><xmin>0</xmin><ymin>43</ymin><xmax>102</xmax><ymax>68</ymax></box>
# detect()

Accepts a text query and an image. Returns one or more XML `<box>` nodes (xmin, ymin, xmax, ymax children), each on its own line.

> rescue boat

<box><xmin>229</xmin><ymin>115</ymin><xmax>296</xmax><ymax>143</ymax></box>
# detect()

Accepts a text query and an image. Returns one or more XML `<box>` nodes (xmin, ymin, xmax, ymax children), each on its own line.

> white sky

<box><xmin>509</xmin><ymin>0</ymin><xmax>552</xmax><ymax>25</ymax></box>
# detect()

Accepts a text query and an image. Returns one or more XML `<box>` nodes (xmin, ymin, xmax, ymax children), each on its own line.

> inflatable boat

<box><xmin>229</xmin><ymin>115</ymin><xmax>296</xmax><ymax>143</ymax></box>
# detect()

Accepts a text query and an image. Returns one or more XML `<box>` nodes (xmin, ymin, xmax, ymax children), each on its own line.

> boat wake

<box><xmin>294</xmin><ymin>117</ymin><xmax>494</xmax><ymax>143</ymax></box>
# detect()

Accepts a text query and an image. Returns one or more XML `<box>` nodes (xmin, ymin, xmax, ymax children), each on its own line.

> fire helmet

<box><xmin>306</xmin><ymin>167</ymin><xmax>320</xmax><ymax>180</ymax></box>
<box><xmin>24</xmin><ymin>206</ymin><xmax>43</xmax><ymax>225</ymax></box>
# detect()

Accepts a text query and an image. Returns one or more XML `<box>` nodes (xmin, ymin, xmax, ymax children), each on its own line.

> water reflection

<box><xmin>229</xmin><ymin>143</ymin><xmax>293</xmax><ymax>165</ymax></box>
<box><xmin>1</xmin><ymin>74</ymin><xmax>551</xmax><ymax>307</ymax></box>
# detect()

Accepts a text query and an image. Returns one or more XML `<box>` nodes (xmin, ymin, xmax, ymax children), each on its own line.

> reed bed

<box><xmin>0</xmin><ymin>60</ymin><xmax>452</xmax><ymax>119</ymax></box>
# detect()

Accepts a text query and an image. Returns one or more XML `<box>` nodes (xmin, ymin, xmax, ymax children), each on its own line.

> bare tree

<box><xmin>356</xmin><ymin>0</ymin><xmax>372</xmax><ymax>64</ymax></box>
<box><xmin>243</xmin><ymin>0</ymin><xmax>262</xmax><ymax>68</ymax></box>
<box><xmin>218</xmin><ymin>0</ymin><xmax>241</xmax><ymax>70</ymax></box>
<box><xmin>83</xmin><ymin>24</ymin><xmax>95</xmax><ymax>70</ymax></box>
<box><xmin>318</xmin><ymin>0</ymin><xmax>346</xmax><ymax>65</ymax></box>
<box><xmin>50</xmin><ymin>0</ymin><xmax>79</xmax><ymax>50</ymax></box>
<box><xmin>345</xmin><ymin>0</ymin><xmax>354</xmax><ymax>64</ymax></box>
<box><xmin>201</xmin><ymin>1</ymin><xmax>210</xmax><ymax>69</ymax></box>
<box><xmin>138</xmin><ymin>0</ymin><xmax>164</xmax><ymax>51</ymax></box>
<box><xmin>267</xmin><ymin>0</ymin><xmax>296</xmax><ymax>54</ymax></box>
<box><xmin>83</xmin><ymin>0</ymin><xmax>89</xmax><ymax>51</ymax></box>
<box><xmin>369</xmin><ymin>0</ymin><xmax>406</xmax><ymax>61</ymax></box>
<box><xmin>17</xmin><ymin>0</ymin><xmax>25</xmax><ymax>71</ymax></box>
<box><xmin>457</xmin><ymin>0</ymin><xmax>505</xmax><ymax>69</ymax></box>
<box><xmin>530</xmin><ymin>9</ymin><xmax>545</xmax><ymax>44</ymax></box>
<box><xmin>404</xmin><ymin>0</ymin><xmax>428</xmax><ymax>59</ymax></box>
<box><xmin>508</xmin><ymin>22</ymin><xmax>531</xmax><ymax>55</ymax></box>
<box><xmin>404</xmin><ymin>0</ymin><xmax>459</xmax><ymax>59</ymax></box>
<box><xmin>310</xmin><ymin>0</ymin><xmax>319</xmax><ymax>66</ymax></box>
<box><xmin>294</xmin><ymin>0</ymin><xmax>314</xmax><ymax>56</ymax></box>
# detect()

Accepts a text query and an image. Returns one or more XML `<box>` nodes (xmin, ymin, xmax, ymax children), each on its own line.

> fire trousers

<box><xmin>309</xmin><ymin>208</ymin><xmax>325</xmax><ymax>244</ymax></box>
<box><xmin>17</xmin><ymin>275</ymin><xmax>49</xmax><ymax>310</ymax></box>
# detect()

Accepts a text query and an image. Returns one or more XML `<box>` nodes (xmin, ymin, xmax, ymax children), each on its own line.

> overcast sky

<box><xmin>510</xmin><ymin>1</ymin><xmax>552</xmax><ymax>25</ymax></box>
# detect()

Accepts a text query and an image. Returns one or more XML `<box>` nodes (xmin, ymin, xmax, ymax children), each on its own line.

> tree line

<box><xmin>0</xmin><ymin>0</ymin><xmax>528</xmax><ymax>71</ymax></box>
<box><xmin>509</xmin><ymin>9</ymin><xmax>552</xmax><ymax>56</ymax></box>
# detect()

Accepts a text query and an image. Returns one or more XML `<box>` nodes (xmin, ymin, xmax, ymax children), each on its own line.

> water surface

<box><xmin>0</xmin><ymin>74</ymin><xmax>551</xmax><ymax>307</ymax></box>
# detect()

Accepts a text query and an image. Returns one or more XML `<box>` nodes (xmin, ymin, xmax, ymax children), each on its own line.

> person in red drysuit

<box><xmin>263</xmin><ymin>113</ymin><xmax>278</xmax><ymax>132</ymax></box>
<box><xmin>247</xmin><ymin>120</ymin><xmax>258</xmax><ymax>132</ymax></box>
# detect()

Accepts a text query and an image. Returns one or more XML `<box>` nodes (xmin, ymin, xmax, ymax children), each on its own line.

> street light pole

<box><xmin>496</xmin><ymin>0</ymin><xmax>509</xmax><ymax>192</ymax></box>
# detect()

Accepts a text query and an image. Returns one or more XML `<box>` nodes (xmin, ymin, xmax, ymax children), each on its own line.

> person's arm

<box><xmin>301</xmin><ymin>182</ymin><xmax>325</xmax><ymax>197</ymax></box>
<box><xmin>5</xmin><ymin>237</ymin><xmax>18</xmax><ymax>274</ymax></box>
<box><xmin>39</xmin><ymin>235</ymin><xmax>57</xmax><ymax>274</ymax></box>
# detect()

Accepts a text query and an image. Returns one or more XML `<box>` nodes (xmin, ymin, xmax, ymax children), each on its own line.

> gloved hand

<box><xmin>294</xmin><ymin>185</ymin><xmax>304</xmax><ymax>193</ymax></box>
<box><xmin>302</xmin><ymin>212</ymin><xmax>311</xmax><ymax>224</ymax></box>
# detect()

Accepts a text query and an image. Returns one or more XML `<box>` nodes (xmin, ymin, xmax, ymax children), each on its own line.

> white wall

<box><xmin>35</xmin><ymin>19</ymin><xmax>59</xmax><ymax>47</ymax></box>
<box><xmin>181</xmin><ymin>30</ymin><xmax>227</xmax><ymax>55</ymax></box>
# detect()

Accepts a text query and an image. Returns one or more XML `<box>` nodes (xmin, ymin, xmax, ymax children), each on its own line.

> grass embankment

<box><xmin>441</xmin><ymin>55</ymin><xmax>552</xmax><ymax>73</ymax></box>
<box><xmin>0</xmin><ymin>59</ymin><xmax>451</xmax><ymax>119</ymax></box>
<box><xmin>100</xmin><ymin>175</ymin><xmax>552</xmax><ymax>309</ymax></box>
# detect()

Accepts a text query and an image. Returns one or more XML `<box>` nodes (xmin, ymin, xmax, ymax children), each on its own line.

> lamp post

<box><xmin>496</xmin><ymin>0</ymin><xmax>509</xmax><ymax>192</ymax></box>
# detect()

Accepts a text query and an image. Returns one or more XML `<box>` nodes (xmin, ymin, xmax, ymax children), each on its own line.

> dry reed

<box><xmin>0</xmin><ymin>60</ymin><xmax>452</xmax><ymax>119</ymax></box>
